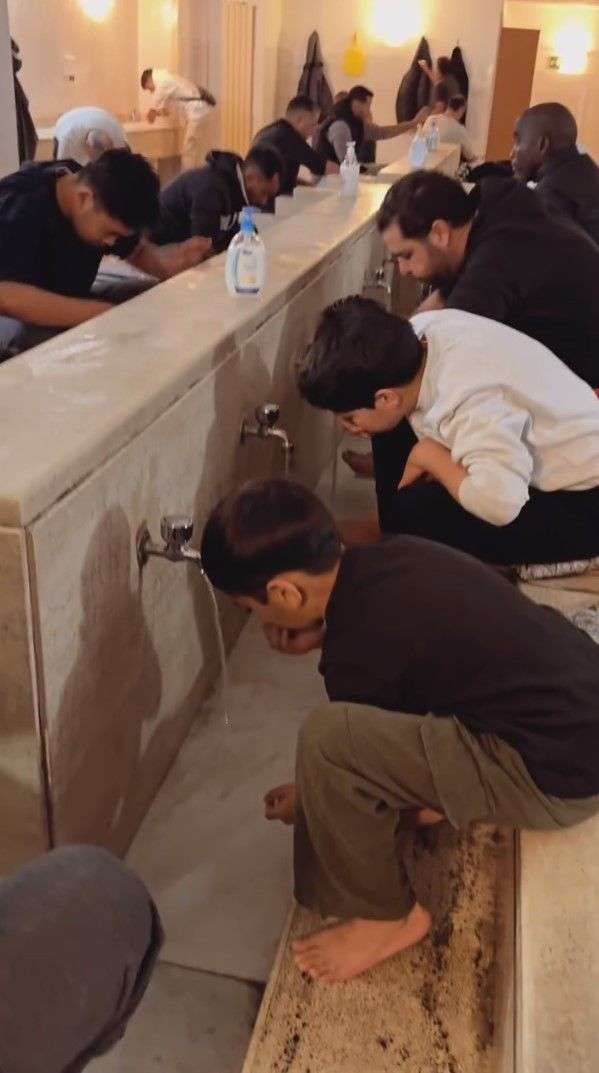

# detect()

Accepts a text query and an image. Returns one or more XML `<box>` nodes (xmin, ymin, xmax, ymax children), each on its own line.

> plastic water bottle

<box><xmin>225</xmin><ymin>207</ymin><xmax>266</xmax><ymax>296</ymax></box>
<box><xmin>409</xmin><ymin>125</ymin><xmax>428</xmax><ymax>169</ymax></box>
<box><xmin>426</xmin><ymin>117</ymin><xmax>440</xmax><ymax>153</ymax></box>
<box><xmin>340</xmin><ymin>141</ymin><xmax>360</xmax><ymax>197</ymax></box>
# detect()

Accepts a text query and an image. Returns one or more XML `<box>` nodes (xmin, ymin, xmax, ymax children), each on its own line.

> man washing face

<box><xmin>200</xmin><ymin>478</ymin><xmax>599</xmax><ymax>985</ymax></box>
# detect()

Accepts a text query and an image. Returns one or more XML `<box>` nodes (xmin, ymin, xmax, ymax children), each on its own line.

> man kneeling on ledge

<box><xmin>201</xmin><ymin>479</ymin><xmax>599</xmax><ymax>983</ymax></box>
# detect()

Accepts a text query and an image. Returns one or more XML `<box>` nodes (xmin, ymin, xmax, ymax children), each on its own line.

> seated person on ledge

<box><xmin>512</xmin><ymin>102</ymin><xmax>599</xmax><ymax>247</ymax></box>
<box><xmin>252</xmin><ymin>95</ymin><xmax>339</xmax><ymax>196</ymax></box>
<box><xmin>0</xmin><ymin>149</ymin><xmax>206</xmax><ymax>360</ymax></box>
<box><xmin>151</xmin><ymin>146</ymin><xmax>282</xmax><ymax>256</ymax></box>
<box><xmin>200</xmin><ymin>479</ymin><xmax>599</xmax><ymax>982</ymax></box>
<box><xmin>297</xmin><ymin>296</ymin><xmax>599</xmax><ymax>566</ymax></box>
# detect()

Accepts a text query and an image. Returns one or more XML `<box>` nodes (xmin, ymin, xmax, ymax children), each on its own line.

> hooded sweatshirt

<box><xmin>445</xmin><ymin>177</ymin><xmax>599</xmax><ymax>386</ymax></box>
<box><xmin>535</xmin><ymin>147</ymin><xmax>599</xmax><ymax>248</ymax></box>
<box><xmin>153</xmin><ymin>151</ymin><xmax>248</xmax><ymax>253</ymax></box>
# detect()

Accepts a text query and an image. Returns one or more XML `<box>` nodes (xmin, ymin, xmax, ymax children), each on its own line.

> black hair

<box><xmin>78</xmin><ymin>149</ymin><xmax>160</xmax><ymax>230</ymax></box>
<box><xmin>449</xmin><ymin>95</ymin><xmax>467</xmax><ymax>112</ymax></box>
<box><xmin>519</xmin><ymin>102</ymin><xmax>578</xmax><ymax>151</ymax></box>
<box><xmin>287</xmin><ymin>95</ymin><xmax>318</xmax><ymax>114</ymax></box>
<box><xmin>437</xmin><ymin>56</ymin><xmax>453</xmax><ymax>76</ymax></box>
<box><xmin>377</xmin><ymin>170</ymin><xmax>475</xmax><ymax>238</ymax></box>
<box><xmin>348</xmin><ymin>84</ymin><xmax>374</xmax><ymax>105</ymax></box>
<box><xmin>200</xmin><ymin>479</ymin><xmax>341</xmax><ymax>600</ymax></box>
<box><xmin>245</xmin><ymin>144</ymin><xmax>284</xmax><ymax>179</ymax></box>
<box><xmin>297</xmin><ymin>295</ymin><xmax>424</xmax><ymax>413</ymax></box>
<box><xmin>141</xmin><ymin>68</ymin><xmax>153</xmax><ymax>89</ymax></box>
<box><xmin>432</xmin><ymin>82</ymin><xmax>450</xmax><ymax>109</ymax></box>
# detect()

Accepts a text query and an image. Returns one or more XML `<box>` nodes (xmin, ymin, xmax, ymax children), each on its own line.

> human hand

<box><xmin>264</xmin><ymin>783</ymin><xmax>296</xmax><ymax>824</ymax></box>
<box><xmin>147</xmin><ymin>108</ymin><xmax>158</xmax><ymax>124</ymax></box>
<box><xmin>398</xmin><ymin>438</ymin><xmax>444</xmax><ymax>490</ymax></box>
<box><xmin>181</xmin><ymin>235</ymin><xmax>212</xmax><ymax>267</ymax></box>
<box><xmin>418</xmin><ymin>59</ymin><xmax>428</xmax><ymax>70</ymax></box>
<box><xmin>263</xmin><ymin>621</ymin><xmax>325</xmax><ymax>656</ymax></box>
<box><xmin>415</xmin><ymin>106</ymin><xmax>432</xmax><ymax>124</ymax></box>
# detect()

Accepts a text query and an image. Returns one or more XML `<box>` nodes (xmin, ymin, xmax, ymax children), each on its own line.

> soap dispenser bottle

<box><xmin>409</xmin><ymin>124</ymin><xmax>429</xmax><ymax>169</ymax></box>
<box><xmin>225</xmin><ymin>207</ymin><xmax>266</xmax><ymax>296</ymax></box>
<box><xmin>340</xmin><ymin>141</ymin><xmax>360</xmax><ymax>197</ymax></box>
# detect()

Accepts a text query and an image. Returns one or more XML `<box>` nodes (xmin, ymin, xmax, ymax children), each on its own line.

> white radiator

<box><xmin>221</xmin><ymin>1</ymin><xmax>256</xmax><ymax>156</ymax></box>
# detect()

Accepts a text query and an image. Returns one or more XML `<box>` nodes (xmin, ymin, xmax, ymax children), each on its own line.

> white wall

<box><xmin>138</xmin><ymin>0</ymin><xmax>179</xmax><ymax>113</ymax></box>
<box><xmin>7</xmin><ymin>0</ymin><xmax>139</xmax><ymax>124</ymax></box>
<box><xmin>504</xmin><ymin>1</ymin><xmax>599</xmax><ymax>159</ymax></box>
<box><xmin>0</xmin><ymin>0</ymin><xmax>18</xmax><ymax>175</ymax></box>
<box><xmin>275</xmin><ymin>0</ymin><xmax>503</xmax><ymax>161</ymax></box>
<box><xmin>254</xmin><ymin>0</ymin><xmax>284</xmax><ymax>132</ymax></box>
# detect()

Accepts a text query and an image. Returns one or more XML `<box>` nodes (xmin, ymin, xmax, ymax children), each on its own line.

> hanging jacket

<box><xmin>297</xmin><ymin>31</ymin><xmax>334</xmax><ymax>122</ymax></box>
<box><xmin>396</xmin><ymin>37</ymin><xmax>432</xmax><ymax>122</ymax></box>
<box><xmin>314</xmin><ymin>99</ymin><xmax>365</xmax><ymax>164</ymax></box>
<box><xmin>11</xmin><ymin>39</ymin><xmax>37</xmax><ymax>164</ymax></box>
<box><xmin>450</xmin><ymin>46</ymin><xmax>469</xmax><ymax>123</ymax></box>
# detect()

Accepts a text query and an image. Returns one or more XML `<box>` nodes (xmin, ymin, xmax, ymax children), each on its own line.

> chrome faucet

<box><xmin>137</xmin><ymin>515</ymin><xmax>204</xmax><ymax>571</ymax></box>
<box><xmin>363</xmin><ymin>258</ymin><xmax>393</xmax><ymax>308</ymax></box>
<box><xmin>240</xmin><ymin>403</ymin><xmax>294</xmax><ymax>476</ymax></box>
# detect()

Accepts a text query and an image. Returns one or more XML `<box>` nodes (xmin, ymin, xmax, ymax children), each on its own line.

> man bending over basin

<box><xmin>200</xmin><ymin>479</ymin><xmax>599</xmax><ymax>982</ymax></box>
<box><xmin>0</xmin><ymin>149</ymin><xmax>206</xmax><ymax>360</ymax></box>
<box><xmin>297</xmin><ymin>297</ymin><xmax>599</xmax><ymax>567</ymax></box>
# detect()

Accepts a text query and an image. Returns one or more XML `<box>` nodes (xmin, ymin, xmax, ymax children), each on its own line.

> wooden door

<box><xmin>486</xmin><ymin>28</ymin><xmax>540</xmax><ymax>161</ymax></box>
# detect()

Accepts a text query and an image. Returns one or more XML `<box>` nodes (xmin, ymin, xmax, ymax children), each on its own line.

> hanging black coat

<box><xmin>297</xmin><ymin>31</ymin><xmax>334</xmax><ymax>123</ymax></box>
<box><xmin>11</xmin><ymin>39</ymin><xmax>37</xmax><ymax>165</ymax></box>
<box><xmin>396</xmin><ymin>37</ymin><xmax>432</xmax><ymax>122</ymax></box>
<box><xmin>450</xmin><ymin>46</ymin><xmax>469</xmax><ymax>123</ymax></box>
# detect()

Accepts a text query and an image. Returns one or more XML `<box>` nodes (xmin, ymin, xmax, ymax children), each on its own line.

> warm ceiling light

<box><xmin>554</xmin><ymin>19</ymin><xmax>592</xmax><ymax>75</ymax></box>
<box><xmin>369</xmin><ymin>0</ymin><xmax>422</xmax><ymax>47</ymax></box>
<box><xmin>161</xmin><ymin>0</ymin><xmax>178</xmax><ymax>28</ymax></box>
<box><xmin>78</xmin><ymin>0</ymin><xmax>115</xmax><ymax>22</ymax></box>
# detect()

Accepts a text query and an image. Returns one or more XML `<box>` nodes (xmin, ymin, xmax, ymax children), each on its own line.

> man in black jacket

<box><xmin>511</xmin><ymin>102</ymin><xmax>599</xmax><ymax>246</ymax></box>
<box><xmin>252</xmin><ymin>96</ymin><xmax>338</xmax><ymax>195</ymax></box>
<box><xmin>152</xmin><ymin>147</ymin><xmax>282</xmax><ymax>255</ymax></box>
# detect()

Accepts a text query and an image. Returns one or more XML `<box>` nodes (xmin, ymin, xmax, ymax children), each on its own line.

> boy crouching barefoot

<box><xmin>200</xmin><ymin>479</ymin><xmax>599</xmax><ymax>983</ymax></box>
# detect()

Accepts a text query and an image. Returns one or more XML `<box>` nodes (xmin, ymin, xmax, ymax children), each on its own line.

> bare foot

<box><xmin>418</xmin><ymin>808</ymin><xmax>445</xmax><ymax>826</ymax></box>
<box><xmin>264</xmin><ymin>782</ymin><xmax>296</xmax><ymax>825</ymax></box>
<box><xmin>342</xmin><ymin>449</ymin><xmax>375</xmax><ymax>479</ymax></box>
<box><xmin>292</xmin><ymin>902</ymin><xmax>431</xmax><ymax>983</ymax></box>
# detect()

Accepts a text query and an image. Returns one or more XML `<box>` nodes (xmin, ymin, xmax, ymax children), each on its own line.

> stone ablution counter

<box><xmin>0</xmin><ymin>181</ymin><xmax>391</xmax><ymax>872</ymax></box>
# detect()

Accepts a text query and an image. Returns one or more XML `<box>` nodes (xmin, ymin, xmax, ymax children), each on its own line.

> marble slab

<box><xmin>0</xmin><ymin>183</ymin><xmax>389</xmax><ymax>527</ymax></box>
<box><xmin>89</xmin><ymin>962</ymin><xmax>262</xmax><ymax>1073</ymax></box>
<box><xmin>126</xmin><ymin>616</ymin><xmax>327</xmax><ymax>983</ymax></box>
<box><xmin>0</xmin><ymin>527</ymin><xmax>48</xmax><ymax>873</ymax></box>
<box><xmin>27</xmin><ymin>230</ymin><xmax>369</xmax><ymax>857</ymax></box>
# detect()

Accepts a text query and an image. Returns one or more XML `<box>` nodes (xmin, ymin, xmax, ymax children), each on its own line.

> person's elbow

<box><xmin>459</xmin><ymin>474</ymin><xmax>528</xmax><ymax>526</ymax></box>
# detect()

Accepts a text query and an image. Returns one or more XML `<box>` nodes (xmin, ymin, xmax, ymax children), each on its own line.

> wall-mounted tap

<box><xmin>137</xmin><ymin>515</ymin><xmax>203</xmax><ymax>571</ymax></box>
<box><xmin>363</xmin><ymin>258</ymin><xmax>393</xmax><ymax>308</ymax></box>
<box><xmin>240</xmin><ymin>403</ymin><xmax>294</xmax><ymax>477</ymax></box>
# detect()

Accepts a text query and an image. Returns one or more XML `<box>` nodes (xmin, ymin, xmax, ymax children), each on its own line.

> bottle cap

<box><xmin>240</xmin><ymin>206</ymin><xmax>255</xmax><ymax>233</ymax></box>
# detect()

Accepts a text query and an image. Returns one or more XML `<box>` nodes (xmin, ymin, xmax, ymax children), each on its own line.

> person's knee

<box><xmin>298</xmin><ymin>703</ymin><xmax>350</xmax><ymax>770</ymax></box>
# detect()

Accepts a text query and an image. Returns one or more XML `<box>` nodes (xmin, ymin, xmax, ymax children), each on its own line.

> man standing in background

<box><xmin>141</xmin><ymin>68</ymin><xmax>216</xmax><ymax>171</ymax></box>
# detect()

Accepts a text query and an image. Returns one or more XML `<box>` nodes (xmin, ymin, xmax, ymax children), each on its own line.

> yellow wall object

<box><xmin>343</xmin><ymin>33</ymin><xmax>365</xmax><ymax>76</ymax></box>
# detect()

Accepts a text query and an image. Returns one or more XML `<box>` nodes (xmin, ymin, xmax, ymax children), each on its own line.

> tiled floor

<box><xmin>93</xmin><ymin>442</ymin><xmax>374</xmax><ymax>1072</ymax></box>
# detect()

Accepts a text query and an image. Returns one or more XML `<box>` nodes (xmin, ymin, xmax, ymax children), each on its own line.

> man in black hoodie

<box><xmin>511</xmin><ymin>103</ymin><xmax>599</xmax><ymax>246</ymax></box>
<box><xmin>377</xmin><ymin>169</ymin><xmax>599</xmax><ymax>386</ymax></box>
<box><xmin>152</xmin><ymin>147</ymin><xmax>283</xmax><ymax>255</ymax></box>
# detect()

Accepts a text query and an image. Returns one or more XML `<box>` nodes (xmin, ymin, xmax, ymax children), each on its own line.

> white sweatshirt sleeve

<box><xmin>439</xmin><ymin>389</ymin><xmax>534</xmax><ymax>526</ymax></box>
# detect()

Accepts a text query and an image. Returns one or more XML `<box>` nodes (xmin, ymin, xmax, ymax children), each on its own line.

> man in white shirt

<box><xmin>54</xmin><ymin>107</ymin><xmax>127</xmax><ymax>165</ymax></box>
<box><xmin>424</xmin><ymin>95</ymin><xmax>477</xmax><ymax>163</ymax></box>
<box><xmin>297</xmin><ymin>296</ymin><xmax>599</xmax><ymax>566</ymax></box>
<box><xmin>141</xmin><ymin>67</ymin><xmax>215</xmax><ymax>171</ymax></box>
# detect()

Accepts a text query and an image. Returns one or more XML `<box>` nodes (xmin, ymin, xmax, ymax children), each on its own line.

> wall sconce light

<box><xmin>161</xmin><ymin>0</ymin><xmax>178</xmax><ymax>29</ymax></box>
<box><xmin>552</xmin><ymin>20</ymin><xmax>592</xmax><ymax>75</ymax></box>
<box><xmin>369</xmin><ymin>0</ymin><xmax>422</xmax><ymax>47</ymax></box>
<box><xmin>78</xmin><ymin>0</ymin><xmax>115</xmax><ymax>22</ymax></box>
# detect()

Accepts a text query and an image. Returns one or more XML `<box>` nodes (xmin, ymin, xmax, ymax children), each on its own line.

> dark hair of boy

<box><xmin>245</xmin><ymin>144</ymin><xmax>284</xmax><ymax>180</ymax></box>
<box><xmin>437</xmin><ymin>56</ymin><xmax>453</xmax><ymax>77</ymax></box>
<box><xmin>297</xmin><ymin>295</ymin><xmax>424</xmax><ymax>413</ymax></box>
<box><xmin>141</xmin><ymin>68</ymin><xmax>153</xmax><ymax>89</ymax></box>
<box><xmin>377</xmin><ymin>170</ymin><xmax>476</xmax><ymax>238</ymax></box>
<box><xmin>348</xmin><ymin>85</ymin><xmax>374</xmax><ymax>105</ymax></box>
<box><xmin>78</xmin><ymin>149</ymin><xmax>160</xmax><ymax>230</ymax></box>
<box><xmin>200</xmin><ymin>479</ymin><xmax>342</xmax><ymax>599</ymax></box>
<box><xmin>287</xmin><ymin>95</ymin><xmax>318</xmax><ymax>115</ymax></box>
<box><xmin>449</xmin><ymin>94</ymin><xmax>466</xmax><ymax>112</ymax></box>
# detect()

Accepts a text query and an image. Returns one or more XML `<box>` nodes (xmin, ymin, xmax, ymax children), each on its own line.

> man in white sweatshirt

<box><xmin>141</xmin><ymin>68</ymin><xmax>215</xmax><ymax>171</ymax></box>
<box><xmin>297</xmin><ymin>296</ymin><xmax>599</xmax><ymax>565</ymax></box>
